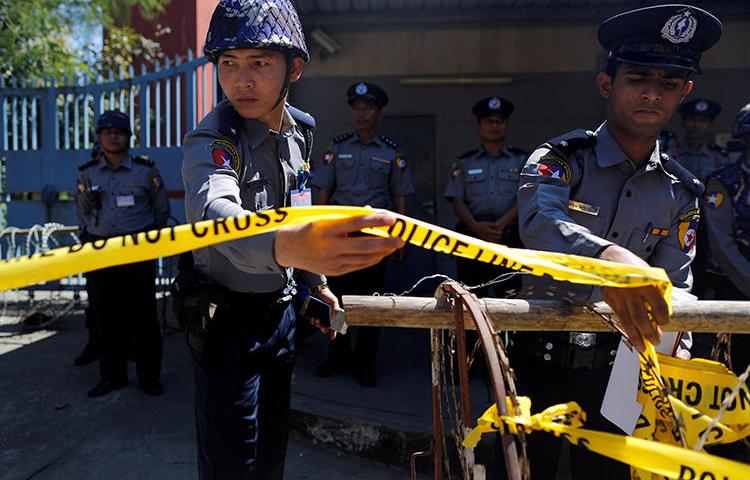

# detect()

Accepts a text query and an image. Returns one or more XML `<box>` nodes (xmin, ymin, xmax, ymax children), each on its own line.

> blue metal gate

<box><xmin>0</xmin><ymin>50</ymin><xmax>219</xmax><ymax>228</ymax></box>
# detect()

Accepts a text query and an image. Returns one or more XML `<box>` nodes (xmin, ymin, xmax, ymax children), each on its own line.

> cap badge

<box><xmin>355</xmin><ymin>83</ymin><xmax>368</xmax><ymax>95</ymax></box>
<box><xmin>696</xmin><ymin>101</ymin><xmax>708</xmax><ymax>112</ymax></box>
<box><xmin>661</xmin><ymin>9</ymin><xmax>697</xmax><ymax>44</ymax></box>
<box><xmin>488</xmin><ymin>97</ymin><xmax>501</xmax><ymax>110</ymax></box>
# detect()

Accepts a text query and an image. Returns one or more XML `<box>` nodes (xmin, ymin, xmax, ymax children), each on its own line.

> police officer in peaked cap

<box><xmin>182</xmin><ymin>1</ymin><xmax>403</xmax><ymax>477</ymax></box>
<box><xmin>445</xmin><ymin>96</ymin><xmax>525</xmax><ymax>298</ymax></box>
<box><xmin>514</xmin><ymin>5</ymin><xmax>721</xmax><ymax>478</ymax></box>
<box><xmin>697</xmin><ymin>105</ymin><xmax>750</xmax><ymax>463</ymax></box>
<box><xmin>670</xmin><ymin>98</ymin><xmax>729</xmax><ymax>181</ymax></box>
<box><xmin>311</xmin><ymin>81</ymin><xmax>414</xmax><ymax>387</ymax></box>
<box><xmin>75</xmin><ymin>110</ymin><xmax>170</xmax><ymax>398</ymax></box>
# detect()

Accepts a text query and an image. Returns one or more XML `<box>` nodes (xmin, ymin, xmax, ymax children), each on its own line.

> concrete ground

<box><xmin>0</xmin><ymin>299</ymin><xmax>428</xmax><ymax>480</ymax></box>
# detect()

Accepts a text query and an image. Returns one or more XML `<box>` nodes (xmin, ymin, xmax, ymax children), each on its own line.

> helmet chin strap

<box><xmin>272</xmin><ymin>52</ymin><xmax>294</xmax><ymax>111</ymax></box>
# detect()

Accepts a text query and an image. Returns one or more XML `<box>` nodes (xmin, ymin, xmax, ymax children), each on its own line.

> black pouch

<box><xmin>170</xmin><ymin>252</ymin><xmax>202</xmax><ymax>331</ymax></box>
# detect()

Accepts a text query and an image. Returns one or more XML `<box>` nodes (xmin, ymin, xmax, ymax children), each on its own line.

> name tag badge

<box><xmin>467</xmin><ymin>168</ymin><xmax>483</xmax><ymax>175</ymax></box>
<box><xmin>568</xmin><ymin>199</ymin><xmax>600</xmax><ymax>216</ymax></box>
<box><xmin>290</xmin><ymin>188</ymin><xmax>312</xmax><ymax>207</ymax></box>
<box><xmin>338</xmin><ymin>153</ymin><xmax>353</xmax><ymax>159</ymax></box>
<box><xmin>115</xmin><ymin>195</ymin><xmax>135</xmax><ymax>207</ymax></box>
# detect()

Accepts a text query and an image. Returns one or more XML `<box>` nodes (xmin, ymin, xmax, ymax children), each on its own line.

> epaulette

<box><xmin>133</xmin><ymin>156</ymin><xmax>155</xmax><ymax>168</ymax></box>
<box><xmin>506</xmin><ymin>146</ymin><xmax>527</xmax><ymax>156</ymax></box>
<box><xmin>215</xmin><ymin>100</ymin><xmax>244</xmax><ymax>144</ymax></box>
<box><xmin>379</xmin><ymin>135</ymin><xmax>399</xmax><ymax>150</ymax></box>
<box><xmin>458</xmin><ymin>148</ymin><xmax>480</xmax><ymax>159</ymax></box>
<box><xmin>332</xmin><ymin>132</ymin><xmax>354</xmax><ymax>145</ymax></box>
<box><xmin>661</xmin><ymin>154</ymin><xmax>704</xmax><ymax>196</ymax></box>
<box><xmin>708</xmin><ymin>143</ymin><xmax>728</xmax><ymax>156</ymax></box>
<box><xmin>77</xmin><ymin>159</ymin><xmax>99</xmax><ymax>172</ymax></box>
<box><xmin>287</xmin><ymin>105</ymin><xmax>316</xmax><ymax>129</ymax></box>
<box><xmin>543</xmin><ymin>129</ymin><xmax>597</xmax><ymax>156</ymax></box>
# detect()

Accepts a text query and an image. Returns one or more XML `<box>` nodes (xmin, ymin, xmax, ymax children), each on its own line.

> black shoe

<box><xmin>138</xmin><ymin>380</ymin><xmax>164</xmax><ymax>397</ymax></box>
<box><xmin>355</xmin><ymin>366</ymin><xmax>376</xmax><ymax>388</ymax></box>
<box><xmin>315</xmin><ymin>358</ymin><xmax>348</xmax><ymax>378</ymax></box>
<box><xmin>87</xmin><ymin>379</ymin><xmax>127</xmax><ymax>398</ymax></box>
<box><xmin>73</xmin><ymin>344</ymin><xmax>99</xmax><ymax>367</ymax></box>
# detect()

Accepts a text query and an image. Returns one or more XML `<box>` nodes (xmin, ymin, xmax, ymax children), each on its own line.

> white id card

<box><xmin>290</xmin><ymin>188</ymin><xmax>312</xmax><ymax>207</ymax></box>
<box><xmin>115</xmin><ymin>194</ymin><xmax>135</xmax><ymax>207</ymax></box>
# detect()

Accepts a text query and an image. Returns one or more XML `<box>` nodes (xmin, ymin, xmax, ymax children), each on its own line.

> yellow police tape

<box><xmin>463</xmin><ymin>398</ymin><xmax>750</xmax><ymax>480</ymax></box>
<box><xmin>0</xmin><ymin>206</ymin><xmax>672</xmax><ymax>306</ymax></box>
<box><xmin>464</xmin><ymin>346</ymin><xmax>750</xmax><ymax>479</ymax></box>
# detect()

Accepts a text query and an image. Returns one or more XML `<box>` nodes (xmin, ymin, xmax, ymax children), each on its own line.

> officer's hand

<box><xmin>314</xmin><ymin>286</ymin><xmax>342</xmax><ymax>340</ymax></box>
<box><xmin>471</xmin><ymin>222</ymin><xmax>504</xmax><ymax>243</ymax></box>
<box><xmin>598</xmin><ymin>245</ymin><xmax>669</xmax><ymax>353</ymax></box>
<box><xmin>275</xmin><ymin>211</ymin><xmax>404</xmax><ymax>276</ymax></box>
<box><xmin>78</xmin><ymin>191</ymin><xmax>97</xmax><ymax>212</ymax></box>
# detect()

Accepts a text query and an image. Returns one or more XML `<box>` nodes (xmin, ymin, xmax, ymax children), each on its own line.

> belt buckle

<box><xmin>569</xmin><ymin>347</ymin><xmax>596</xmax><ymax>369</ymax></box>
<box><xmin>569</xmin><ymin>332</ymin><xmax>597</xmax><ymax>348</ymax></box>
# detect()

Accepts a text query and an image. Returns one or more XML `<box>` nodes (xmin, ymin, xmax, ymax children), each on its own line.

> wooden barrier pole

<box><xmin>342</xmin><ymin>297</ymin><xmax>750</xmax><ymax>333</ymax></box>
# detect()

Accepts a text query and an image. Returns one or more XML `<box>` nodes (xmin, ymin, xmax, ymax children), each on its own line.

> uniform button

<box><xmin>545</xmin><ymin>342</ymin><xmax>553</xmax><ymax>350</ymax></box>
<box><xmin>645</xmin><ymin>246</ymin><xmax>652</xmax><ymax>252</ymax></box>
<box><xmin>626</xmin><ymin>190</ymin><xmax>632</xmax><ymax>197</ymax></box>
<box><xmin>543</xmin><ymin>353</ymin><xmax>552</xmax><ymax>361</ymax></box>
<box><xmin>610</xmin><ymin>350</ymin><xmax>617</xmax><ymax>357</ymax></box>
<box><xmin>612</xmin><ymin>232</ymin><xmax>619</xmax><ymax>238</ymax></box>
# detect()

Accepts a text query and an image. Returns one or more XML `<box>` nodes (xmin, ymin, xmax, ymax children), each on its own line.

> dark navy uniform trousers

<box><xmin>191</xmin><ymin>295</ymin><xmax>295</xmax><ymax>480</ymax></box>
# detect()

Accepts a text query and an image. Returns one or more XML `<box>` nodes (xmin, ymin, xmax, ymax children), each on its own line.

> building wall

<box><xmin>293</xmin><ymin>20</ymin><xmax>750</xmax><ymax>229</ymax></box>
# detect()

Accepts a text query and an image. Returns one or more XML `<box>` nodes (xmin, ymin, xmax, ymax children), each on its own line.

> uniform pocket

<box><xmin>626</xmin><ymin>227</ymin><xmax>662</xmax><ymax>259</ymax></box>
<box><xmin>240</xmin><ymin>176</ymin><xmax>269</xmax><ymax>211</ymax></box>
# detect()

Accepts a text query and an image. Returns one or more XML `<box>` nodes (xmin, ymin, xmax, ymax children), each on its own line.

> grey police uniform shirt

<box><xmin>518</xmin><ymin>121</ymin><xmax>700</xmax><ymax>303</ymax></box>
<box><xmin>444</xmin><ymin>145</ymin><xmax>525</xmax><ymax>218</ymax></box>
<box><xmin>703</xmin><ymin>166</ymin><xmax>750</xmax><ymax>298</ymax></box>
<box><xmin>76</xmin><ymin>154</ymin><xmax>170</xmax><ymax>237</ymax></box>
<box><xmin>311</xmin><ymin>133</ymin><xmax>415</xmax><ymax>209</ymax></box>
<box><xmin>182</xmin><ymin>101</ymin><xmax>324</xmax><ymax>294</ymax></box>
<box><xmin>673</xmin><ymin>140</ymin><xmax>728</xmax><ymax>181</ymax></box>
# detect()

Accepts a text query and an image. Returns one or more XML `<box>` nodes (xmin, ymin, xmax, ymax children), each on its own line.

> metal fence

<box><xmin>0</xmin><ymin>50</ymin><xmax>219</xmax><ymax>229</ymax></box>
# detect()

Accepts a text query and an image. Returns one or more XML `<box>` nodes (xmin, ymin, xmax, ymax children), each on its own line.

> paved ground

<box><xmin>0</xmin><ymin>302</ymin><xmax>428</xmax><ymax>480</ymax></box>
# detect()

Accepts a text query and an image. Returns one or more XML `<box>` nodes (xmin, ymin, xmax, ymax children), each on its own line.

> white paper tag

<box><xmin>290</xmin><ymin>188</ymin><xmax>312</xmax><ymax>207</ymax></box>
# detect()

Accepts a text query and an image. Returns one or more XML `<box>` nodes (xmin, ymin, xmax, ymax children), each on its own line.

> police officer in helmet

<box><xmin>515</xmin><ymin>4</ymin><xmax>721</xmax><ymax>478</ymax></box>
<box><xmin>76</xmin><ymin>110</ymin><xmax>170</xmax><ymax>398</ymax></box>
<box><xmin>183</xmin><ymin>1</ymin><xmax>403</xmax><ymax>477</ymax></box>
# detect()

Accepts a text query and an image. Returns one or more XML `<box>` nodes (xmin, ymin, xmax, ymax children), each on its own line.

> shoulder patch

<box><xmin>332</xmin><ymin>132</ymin><xmax>354</xmax><ymax>145</ymax></box>
<box><xmin>287</xmin><ymin>105</ymin><xmax>316</xmax><ymax>129</ymax></box>
<box><xmin>544</xmin><ymin>129</ymin><xmax>596</xmax><ymax>156</ymax></box>
<box><xmin>677</xmin><ymin>214</ymin><xmax>698</xmax><ymax>254</ymax></box>
<box><xmin>379</xmin><ymin>135</ymin><xmax>398</xmax><ymax>150</ymax></box>
<box><xmin>132</xmin><ymin>156</ymin><xmax>155</xmax><ymax>168</ymax></box>
<box><xmin>450</xmin><ymin>162</ymin><xmax>461</xmax><ymax>180</ymax></box>
<box><xmin>395</xmin><ymin>152</ymin><xmax>407</xmax><ymax>169</ymax></box>
<box><xmin>210</xmin><ymin>138</ymin><xmax>241</xmax><ymax>172</ymax></box>
<box><xmin>661</xmin><ymin>155</ymin><xmax>704</xmax><ymax>197</ymax></box>
<box><xmin>322</xmin><ymin>148</ymin><xmax>335</xmax><ymax>166</ymax></box>
<box><xmin>77</xmin><ymin>159</ymin><xmax>99</xmax><ymax>172</ymax></box>
<box><xmin>458</xmin><ymin>148</ymin><xmax>480</xmax><ymax>159</ymax></box>
<box><xmin>535</xmin><ymin>155</ymin><xmax>572</xmax><ymax>183</ymax></box>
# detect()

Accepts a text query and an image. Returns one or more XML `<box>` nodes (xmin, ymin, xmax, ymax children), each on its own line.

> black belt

<box><xmin>511</xmin><ymin>335</ymin><xmax>618</xmax><ymax>370</ymax></box>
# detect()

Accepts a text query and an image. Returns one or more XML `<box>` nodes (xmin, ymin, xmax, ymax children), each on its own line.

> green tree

<box><xmin>0</xmin><ymin>0</ymin><xmax>171</xmax><ymax>81</ymax></box>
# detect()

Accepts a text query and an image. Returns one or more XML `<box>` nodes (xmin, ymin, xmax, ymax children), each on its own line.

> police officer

<box><xmin>671</xmin><ymin>98</ymin><xmax>728</xmax><ymax>180</ymax></box>
<box><xmin>514</xmin><ymin>5</ymin><xmax>721</xmax><ymax>478</ymax></box>
<box><xmin>311</xmin><ymin>81</ymin><xmax>414</xmax><ymax>387</ymax></box>
<box><xmin>699</xmin><ymin>103</ymin><xmax>750</xmax><ymax>382</ymax></box>
<box><xmin>75</xmin><ymin>110</ymin><xmax>170</xmax><ymax>397</ymax></box>
<box><xmin>671</xmin><ymin>99</ymin><xmax>728</xmax><ymax>299</ymax></box>
<box><xmin>444</xmin><ymin>97</ymin><xmax>525</xmax><ymax>297</ymax></box>
<box><xmin>183</xmin><ymin>1</ymin><xmax>403</xmax><ymax>477</ymax></box>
